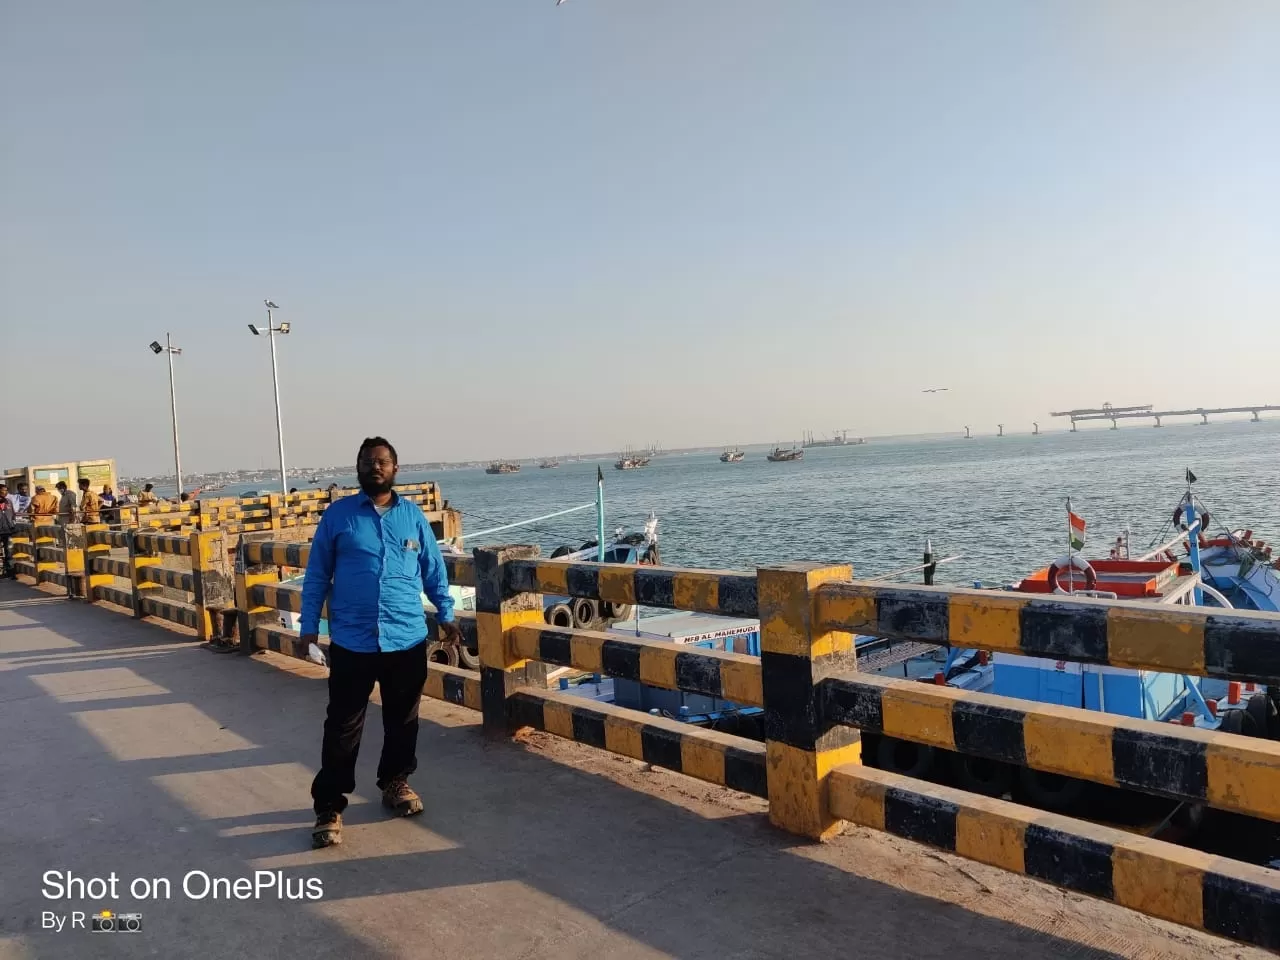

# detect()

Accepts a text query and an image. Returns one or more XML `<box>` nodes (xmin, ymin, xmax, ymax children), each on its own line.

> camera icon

<box><xmin>90</xmin><ymin>910</ymin><xmax>142</xmax><ymax>933</ymax></box>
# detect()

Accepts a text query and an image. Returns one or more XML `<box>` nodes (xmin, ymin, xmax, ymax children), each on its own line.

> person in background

<box><xmin>301</xmin><ymin>436</ymin><xmax>461</xmax><ymax>849</ymax></box>
<box><xmin>9</xmin><ymin>482</ymin><xmax>31</xmax><ymax>517</ymax></box>
<box><xmin>179</xmin><ymin>491</ymin><xmax>190</xmax><ymax>503</ymax></box>
<box><xmin>0</xmin><ymin>486</ymin><xmax>17</xmax><ymax>578</ymax></box>
<box><xmin>138</xmin><ymin>484</ymin><xmax>159</xmax><ymax>507</ymax></box>
<box><xmin>29</xmin><ymin>486</ymin><xmax>58</xmax><ymax>522</ymax></box>
<box><xmin>79</xmin><ymin>478</ymin><xmax>101</xmax><ymax>524</ymax></box>
<box><xmin>100</xmin><ymin>486</ymin><xmax>117</xmax><ymax>525</ymax></box>
<box><xmin>56</xmin><ymin>482</ymin><xmax>78</xmax><ymax>525</ymax></box>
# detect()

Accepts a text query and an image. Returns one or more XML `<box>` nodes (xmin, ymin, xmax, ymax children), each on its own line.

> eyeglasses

<box><xmin>358</xmin><ymin>458</ymin><xmax>394</xmax><ymax>469</ymax></box>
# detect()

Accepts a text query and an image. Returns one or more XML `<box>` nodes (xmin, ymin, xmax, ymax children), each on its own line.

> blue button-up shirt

<box><xmin>300</xmin><ymin>492</ymin><xmax>455</xmax><ymax>653</ymax></box>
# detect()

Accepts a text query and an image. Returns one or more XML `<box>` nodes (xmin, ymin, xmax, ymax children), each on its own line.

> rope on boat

<box><xmin>437</xmin><ymin>502</ymin><xmax>596</xmax><ymax>546</ymax></box>
<box><xmin>869</xmin><ymin>554</ymin><xmax>964</xmax><ymax>582</ymax></box>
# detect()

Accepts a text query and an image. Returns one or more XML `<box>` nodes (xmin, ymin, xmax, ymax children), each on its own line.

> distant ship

<box><xmin>719</xmin><ymin>449</ymin><xmax>745</xmax><ymax>463</ymax></box>
<box><xmin>766</xmin><ymin>446</ymin><xmax>803</xmax><ymax>462</ymax></box>
<box><xmin>486</xmin><ymin>462</ymin><xmax>520</xmax><ymax>475</ymax></box>
<box><xmin>539</xmin><ymin>460</ymin><xmax>559</xmax><ymax>469</ymax></box>
<box><xmin>802</xmin><ymin>430</ymin><xmax>865</xmax><ymax>448</ymax></box>
<box><xmin>615</xmin><ymin>446</ymin><xmax>650</xmax><ymax>471</ymax></box>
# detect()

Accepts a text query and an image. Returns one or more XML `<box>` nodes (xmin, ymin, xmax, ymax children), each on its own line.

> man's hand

<box><xmin>437</xmin><ymin>620</ymin><xmax>463</xmax><ymax>646</ymax></box>
<box><xmin>300</xmin><ymin>633</ymin><xmax>319</xmax><ymax>648</ymax></box>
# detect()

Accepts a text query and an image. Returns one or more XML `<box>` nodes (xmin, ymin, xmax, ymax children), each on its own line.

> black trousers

<box><xmin>310</xmin><ymin>640</ymin><xmax>429</xmax><ymax>815</ymax></box>
<box><xmin>0</xmin><ymin>535</ymin><xmax>11</xmax><ymax>576</ymax></box>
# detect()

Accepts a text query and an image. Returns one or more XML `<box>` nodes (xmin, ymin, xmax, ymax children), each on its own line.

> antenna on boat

<box><xmin>596</xmin><ymin>467</ymin><xmax>605</xmax><ymax>563</ymax></box>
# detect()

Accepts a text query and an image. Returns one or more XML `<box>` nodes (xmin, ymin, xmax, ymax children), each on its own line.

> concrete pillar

<box><xmin>34</xmin><ymin>523</ymin><xmax>59</xmax><ymax>583</ymax></box>
<box><xmin>758</xmin><ymin>562</ymin><xmax>861</xmax><ymax>840</ymax></box>
<box><xmin>474</xmin><ymin>545</ymin><xmax>545</xmax><ymax>738</ymax></box>
<box><xmin>60</xmin><ymin>524</ymin><xmax>87</xmax><ymax>599</ymax></box>
<box><xmin>268</xmin><ymin>493</ymin><xmax>283</xmax><ymax>532</ymax></box>
<box><xmin>190</xmin><ymin>530</ymin><xmax>233</xmax><ymax>642</ymax></box>
<box><xmin>234</xmin><ymin>538</ymin><xmax>279</xmax><ymax>654</ymax></box>
<box><xmin>128</xmin><ymin>529</ymin><xmax>161</xmax><ymax>617</ymax></box>
<box><xmin>10</xmin><ymin>523</ymin><xmax>33</xmax><ymax>576</ymax></box>
<box><xmin>84</xmin><ymin>523</ymin><xmax>112</xmax><ymax>599</ymax></box>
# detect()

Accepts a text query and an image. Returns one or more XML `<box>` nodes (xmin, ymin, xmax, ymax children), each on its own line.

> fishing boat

<box><xmin>766</xmin><ymin>446</ymin><xmax>803</xmax><ymax>462</ymax></box>
<box><xmin>614</xmin><ymin>446</ymin><xmax>649</xmax><ymax>470</ymax></box>
<box><xmin>538</xmin><ymin>460</ymin><xmax>559</xmax><ymax>469</ymax></box>
<box><xmin>719</xmin><ymin>448</ymin><xmax>745</xmax><ymax>463</ymax></box>
<box><xmin>485</xmin><ymin>462</ymin><xmax>520</xmax><ymax>474</ymax></box>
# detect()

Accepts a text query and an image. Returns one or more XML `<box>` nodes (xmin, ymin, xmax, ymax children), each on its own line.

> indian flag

<box><xmin>1069</xmin><ymin>510</ymin><xmax>1087</xmax><ymax>550</ymax></box>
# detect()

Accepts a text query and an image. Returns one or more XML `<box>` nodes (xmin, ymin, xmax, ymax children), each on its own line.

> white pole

<box><xmin>167</xmin><ymin>332</ymin><xmax>184</xmax><ymax>496</ymax></box>
<box><xmin>267</xmin><ymin>306</ymin><xmax>288</xmax><ymax>495</ymax></box>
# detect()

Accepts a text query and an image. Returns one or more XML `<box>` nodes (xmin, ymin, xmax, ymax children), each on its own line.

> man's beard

<box><xmin>358</xmin><ymin>471</ymin><xmax>395</xmax><ymax>496</ymax></box>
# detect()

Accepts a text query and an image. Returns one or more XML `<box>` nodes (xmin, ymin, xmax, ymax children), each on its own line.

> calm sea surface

<box><xmin>296</xmin><ymin>419</ymin><xmax>1280</xmax><ymax>586</ymax></box>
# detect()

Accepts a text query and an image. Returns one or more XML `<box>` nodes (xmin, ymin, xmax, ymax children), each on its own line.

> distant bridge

<box><xmin>1051</xmin><ymin>403</ymin><xmax>1280</xmax><ymax>430</ymax></box>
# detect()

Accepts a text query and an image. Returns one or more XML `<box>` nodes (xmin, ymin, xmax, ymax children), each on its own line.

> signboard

<box><xmin>33</xmin><ymin>468</ymin><xmax>66</xmax><ymax>487</ymax></box>
<box><xmin>77</xmin><ymin>462</ymin><xmax>115</xmax><ymax>493</ymax></box>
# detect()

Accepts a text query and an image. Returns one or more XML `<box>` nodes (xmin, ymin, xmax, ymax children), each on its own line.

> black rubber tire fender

<box><xmin>871</xmin><ymin>735</ymin><xmax>937</xmax><ymax>780</ymax></box>
<box><xmin>571</xmin><ymin>597</ymin><xmax>598</xmax><ymax>629</ymax></box>
<box><xmin>948</xmin><ymin>752</ymin><xmax>1015</xmax><ymax>798</ymax></box>
<box><xmin>546</xmin><ymin>603</ymin><xmax>573</xmax><ymax>628</ymax></box>
<box><xmin>426</xmin><ymin>641</ymin><xmax>459</xmax><ymax>667</ymax></box>
<box><xmin>1016</xmin><ymin>768</ymin><xmax>1086</xmax><ymax>812</ymax></box>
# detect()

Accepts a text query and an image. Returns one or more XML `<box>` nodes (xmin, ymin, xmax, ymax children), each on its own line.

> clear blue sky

<box><xmin>3</xmin><ymin>1</ymin><xmax>1277</xmax><ymax>473</ymax></box>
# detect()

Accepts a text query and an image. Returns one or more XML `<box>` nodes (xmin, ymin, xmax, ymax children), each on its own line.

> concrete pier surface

<box><xmin>0</xmin><ymin>580</ymin><xmax>1268</xmax><ymax>960</ymax></box>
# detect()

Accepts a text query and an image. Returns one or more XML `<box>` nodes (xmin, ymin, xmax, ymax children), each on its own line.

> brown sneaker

<box><xmin>312</xmin><ymin>811</ymin><xmax>342</xmax><ymax>848</ymax></box>
<box><xmin>381</xmin><ymin>779</ymin><xmax>423</xmax><ymax>817</ymax></box>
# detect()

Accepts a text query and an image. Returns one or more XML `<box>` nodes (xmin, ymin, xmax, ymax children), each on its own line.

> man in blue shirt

<box><xmin>302</xmin><ymin>437</ymin><xmax>461</xmax><ymax>848</ymax></box>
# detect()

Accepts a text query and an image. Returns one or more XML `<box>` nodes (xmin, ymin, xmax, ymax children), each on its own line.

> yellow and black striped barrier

<box><xmin>87</xmin><ymin>528</ymin><xmax>131</xmax><ymax>548</ymax></box>
<box><xmin>819</xmin><ymin>672</ymin><xmax>1280</xmax><ymax>821</ymax></box>
<box><xmin>816</xmin><ymin>581</ymin><xmax>1280</xmax><ymax>684</ymax></box>
<box><xmin>138</xmin><ymin>565</ymin><xmax>194</xmax><ymax>593</ymax></box>
<box><xmin>508</xmin><ymin>559</ymin><xmax>757</xmax><ymax>618</ymax></box>
<box><xmin>139</xmin><ymin>596</ymin><xmax>201</xmax><ymax>630</ymax></box>
<box><xmin>134</xmin><ymin>531</ymin><xmax>192</xmax><ymax>557</ymax></box>
<box><xmin>249</xmin><ymin>583</ymin><xmax>304</xmax><ymax>614</ymax></box>
<box><xmin>424</xmin><ymin>661</ymin><xmax>483</xmax><ymax>711</ymax></box>
<box><xmin>90</xmin><ymin>557</ymin><xmax>133</xmax><ymax>579</ymax></box>
<box><xmin>94</xmin><ymin>586</ymin><xmax>136</xmax><ymax>609</ymax></box>
<box><xmin>242</xmin><ymin>541</ymin><xmax>310</xmax><ymax>568</ymax></box>
<box><xmin>508</xmin><ymin>689</ymin><xmax>768</xmax><ymax>798</ymax></box>
<box><xmin>253</xmin><ymin>625</ymin><xmax>307</xmax><ymax>658</ymax></box>
<box><xmin>828</xmin><ymin>763</ymin><xmax>1280</xmax><ymax>950</ymax></box>
<box><xmin>507</xmin><ymin>623</ymin><xmax>763</xmax><ymax>707</ymax></box>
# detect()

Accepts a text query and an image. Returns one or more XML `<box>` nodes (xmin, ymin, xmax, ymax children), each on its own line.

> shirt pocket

<box><xmin>390</xmin><ymin>538</ymin><xmax>422</xmax><ymax>580</ymax></box>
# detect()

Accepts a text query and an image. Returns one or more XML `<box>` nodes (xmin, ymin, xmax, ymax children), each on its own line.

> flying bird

<box><xmin>922</xmin><ymin>387</ymin><xmax>949</xmax><ymax>394</ymax></box>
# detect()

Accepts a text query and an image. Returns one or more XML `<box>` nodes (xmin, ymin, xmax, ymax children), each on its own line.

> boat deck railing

<box><xmin>6</xmin><ymin>522</ymin><xmax>1279</xmax><ymax>949</ymax></box>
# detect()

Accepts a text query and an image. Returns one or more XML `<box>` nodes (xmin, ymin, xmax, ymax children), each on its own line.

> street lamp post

<box><xmin>248</xmin><ymin>301</ymin><xmax>291</xmax><ymax>495</ymax></box>
<box><xmin>148</xmin><ymin>335</ymin><xmax>184</xmax><ymax>496</ymax></box>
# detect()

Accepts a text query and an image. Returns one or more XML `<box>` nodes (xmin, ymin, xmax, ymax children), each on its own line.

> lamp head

<box><xmin>148</xmin><ymin>341</ymin><xmax>163</xmax><ymax>354</ymax></box>
<box><xmin>277</xmin><ymin>321</ymin><xmax>291</xmax><ymax>334</ymax></box>
<box><xmin>248</xmin><ymin>324</ymin><xmax>260</xmax><ymax>335</ymax></box>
